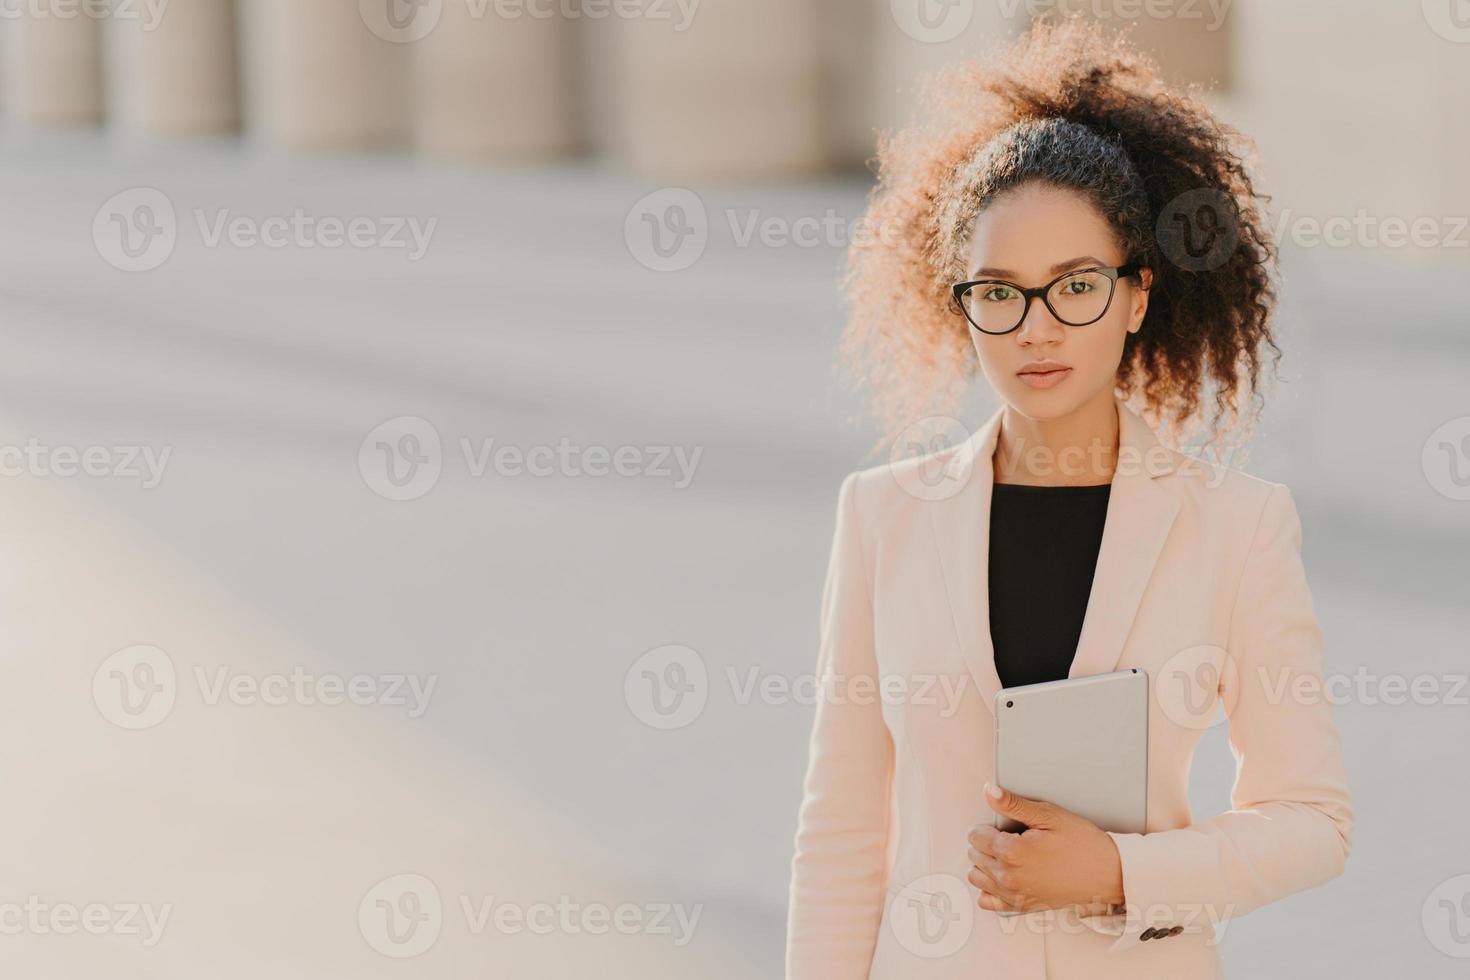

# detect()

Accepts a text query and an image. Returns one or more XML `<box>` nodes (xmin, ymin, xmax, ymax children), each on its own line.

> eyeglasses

<box><xmin>951</xmin><ymin>264</ymin><xmax>1141</xmax><ymax>336</ymax></box>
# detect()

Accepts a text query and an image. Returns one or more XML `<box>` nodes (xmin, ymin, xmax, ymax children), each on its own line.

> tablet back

<box><xmin>993</xmin><ymin>669</ymin><xmax>1149</xmax><ymax>834</ymax></box>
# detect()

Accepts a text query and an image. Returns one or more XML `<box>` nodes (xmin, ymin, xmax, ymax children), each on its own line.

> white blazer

<box><xmin>786</xmin><ymin>401</ymin><xmax>1352</xmax><ymax>979</ymax></box>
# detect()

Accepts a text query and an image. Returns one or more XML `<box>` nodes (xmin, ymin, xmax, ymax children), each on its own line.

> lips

<box><xmin>1016</xmin><ymin>364</ymin><xmax>1073</xmax><ymax>390</ymax></box>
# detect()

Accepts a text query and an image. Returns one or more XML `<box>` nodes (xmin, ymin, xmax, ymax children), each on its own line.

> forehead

<box><xmin>967</xmin><ymin>183</ymin><xmax>1122</xmax><ymax>278</ymax></box>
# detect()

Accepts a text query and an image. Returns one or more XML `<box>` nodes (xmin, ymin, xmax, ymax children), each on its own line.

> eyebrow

<box><xmin>969</xmin><ymin>255</ymin><xmax>1110</xmax><ymax>280</ymax></box>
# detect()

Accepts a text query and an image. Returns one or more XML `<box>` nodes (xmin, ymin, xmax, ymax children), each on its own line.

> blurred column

<box><xmin>574</xmin><ymin>14</ymin><xmax>618</xmax><ymax>158</ymax></box>
<box><xmin>1426</xmin><ymin>10</ymin><xmax>1470</xmax><ymax>220</ymax></box>
<box><xmin>411</xmin><ymin>1</ymin><xmax>576</xmax><ymax>161</ymax></box>
<box><xmin>1230</xmin><ymin>0</ymin><xmax>1467</xmax><ymax>223</ymax></box>
<box><xmin>1210</xmin><ymin>0</ymin><xmax>1470</xmax><ymax>534</ymax></box>
<box><xmin>2</xmin><ymin>6</ymin><xmax>104</xmax><ymax>125</ymax></box>
<box><xmin>108</xmin><ymin>0</ymin><xmax>239</xmax><ymax>136</ymax></box>
<box><xmin>238</xmin><ymin>0</ymin><xmax>410</xmax><ymax>149</ymax></box>
<box><xmin>612</xmin><ymin>0</ymin><xmax>825</xmax><ymax>179</ymax></box>
<box><xmin>861</xmin><ymin>0</ymin><xmax>1024</xmax><ymax>150</ymax></box>
<box><xmin>816</xmin><ymin>0</ymin><xmax>880</xmax><ymax>171</ymax></box>
<box><xmin>849</xmin><ymin>2</ymin><xmax>1230</xmax><ymax>170</ymax></box>
<box><xmin>1110</xmin><ymin>7</ymin><xmax>1232</xmax><ymax>90</ymax></box>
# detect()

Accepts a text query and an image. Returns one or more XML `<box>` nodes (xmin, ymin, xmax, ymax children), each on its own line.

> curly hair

<box><xmin>844</xmin><ymin>17</ymin><xmax>1278</xmax><ymax>447</ymax></box>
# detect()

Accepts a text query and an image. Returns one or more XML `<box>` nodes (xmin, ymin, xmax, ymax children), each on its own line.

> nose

<box><xmin>1015</xmin><ymin>294</ymin><xmax>1066</xmax><ymax>346</ymax></box>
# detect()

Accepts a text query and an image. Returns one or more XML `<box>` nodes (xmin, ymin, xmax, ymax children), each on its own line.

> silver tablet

<box><xmin>993</xmin><ymin>669</ymin><xmax>1148</xmax><ymax>835</ymax></box>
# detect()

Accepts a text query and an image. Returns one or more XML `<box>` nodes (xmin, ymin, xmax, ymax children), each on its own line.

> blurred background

<box><xmin>0</xmin><ymin>0</ymin><xmax>1466</xmax><ymax>976</ymax></box>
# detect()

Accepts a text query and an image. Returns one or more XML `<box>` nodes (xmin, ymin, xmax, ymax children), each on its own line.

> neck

<box><xmin>994</xmin><ymin>389</ymin><xmax>1119</xmax><ymax>487</ymax></box>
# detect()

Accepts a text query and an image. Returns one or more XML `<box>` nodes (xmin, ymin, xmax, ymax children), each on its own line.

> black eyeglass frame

<box><xmin>951</xmin><ymin>263</ymin><xmax>1143</xmax><ymax>336</ymax></box>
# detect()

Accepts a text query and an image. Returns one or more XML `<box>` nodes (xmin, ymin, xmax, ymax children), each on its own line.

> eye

<box><xmin>981</xmin><ymin>284</ymin><xmax>1018</xmax><ymax>302</ymax></box>
<box><xmin>1059</xmin><ymin>276</ymin><xmax>1096</xmax><ymax>295</ymax></box>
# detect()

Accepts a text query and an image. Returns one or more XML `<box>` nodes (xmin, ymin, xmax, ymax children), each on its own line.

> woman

<box><xmin>786</xmin><ymin>20</ymin><xmax>1352</xmax><ymax>980</ymax></box>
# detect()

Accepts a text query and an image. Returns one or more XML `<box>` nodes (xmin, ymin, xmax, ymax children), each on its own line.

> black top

<box><xmin>988</xmin><ymin>482</ymin><xmax>1111</xmax><ymax>689</ymax></box>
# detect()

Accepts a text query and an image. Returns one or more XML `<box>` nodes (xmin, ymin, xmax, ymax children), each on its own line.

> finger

<box><xmin>977</xmin><ymin>890</ymin><xmax>1020</xmax><ymax>914</ymax></box>
<box><xmin>968</xmin><ymin>848</ymin><xmax>1009</xmax><ymax>891</ymax></box>
<box><xmin>984</xmin><ymin>782</ymin><xmax>1056</xmax><ymax>829</ymax></box>
<box><xmin>966</xmin><ymin>861</ymin><xmax>1001</xmax><ymax>894</ymax></box>
<box><xmin>967</xmin><ymin>823</ymin><xmax>1006</xmax><ymax>856</ymax></box>
<box><xmin>968</xmin><ymin>844</ymin><xmax>1012</xmax><ymax>874</ymax></box>
<box><xmin>964</xmin><ymin>852</ymin><xmax>999</xmax><ymax>881</ymax></box>
<box><xmin>970</xmin><ymin>829</ymin><xmax>1023</xmax><ymax>870</ymax></box>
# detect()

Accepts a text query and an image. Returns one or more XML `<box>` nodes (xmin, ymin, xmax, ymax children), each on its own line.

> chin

<box><xmin>999</xmin><ymin>385</ymin><xmax>1086</xmax><ymax>421</ymax></box>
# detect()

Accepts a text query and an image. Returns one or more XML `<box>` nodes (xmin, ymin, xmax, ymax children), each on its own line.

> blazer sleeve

<box><xmin>785</xmin><ymin>471</ymin><xmax>895</xmax><ymax>978</ymax></box>
<box><xmin>1084</xmin><ymin>483</ymin><xmax>1354</xmax><ymax>951</ymax></box>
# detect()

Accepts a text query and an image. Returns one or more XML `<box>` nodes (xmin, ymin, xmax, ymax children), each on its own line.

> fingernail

<box><xmin>985</xmin><ymin>782</ymin><xmax>1001</xmax><ymax>800</ymax></box>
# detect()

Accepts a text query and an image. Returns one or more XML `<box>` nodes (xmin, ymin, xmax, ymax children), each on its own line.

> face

<box><xmin>962</xmin><ymin>182</ymin><xmax>1151</xmax><ymax>421</ymax></box>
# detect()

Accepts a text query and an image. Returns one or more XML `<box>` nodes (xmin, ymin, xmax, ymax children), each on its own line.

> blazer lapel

<box><xmin>1068</xmin><ymin>405</ymin><xmax>1180</xmax><ymax>680</ymax></box>
<box><xmin>927</xmin><ymin>408</ymin><xmax>1005</xmax><ymax>714</ymax></box>
<box><xmin>925</xmin><ymin>401</ymin><xmax>1179</xmax><ymax>712</ymax></box>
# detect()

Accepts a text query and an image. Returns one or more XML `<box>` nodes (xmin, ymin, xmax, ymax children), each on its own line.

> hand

<box><xmin>966</xmin><ymin>782</ymin><xmax>1126</xmax><ymax>915</ymax></box>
